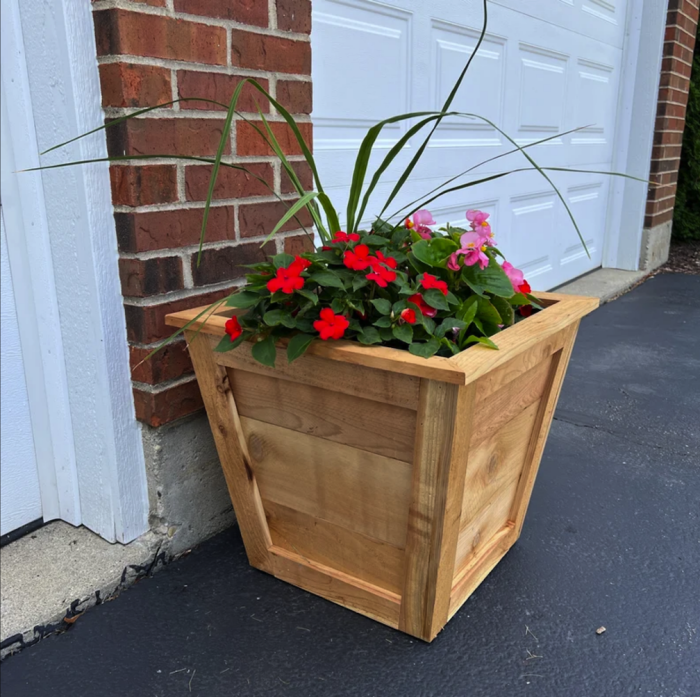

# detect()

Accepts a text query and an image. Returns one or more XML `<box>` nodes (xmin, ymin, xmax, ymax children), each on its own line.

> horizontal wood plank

<box><xmin>241</xmin><ymin>416</ymin><xmax>412</xmax><ymax>548</ymax></box>
<box><xmin>210</xmin><ymin>339</ymin><xmax>421</xmax><ymax>410</ymax></box>
<box><xmin>265</xmin><ymin>500</ymin><xmax>404</xmax><ymax>595</ymax></box>
<box><xmin>470</xmin><ymin>356</ymin><xmax>554</xmax><ymax>446</ymax></box>
<box><xmin>454</xmin><ymin>476</ymin><xmax>520</xmax><ymax>572</ymax></box>
<box><xmin>269</xmin><ymin>546</ymin><xmax>401</xmax><ymax>629</ymax></box>
<box><xmin>231</xmin><ymin>369</ymin><xmax>417</xmax><ymax>463</ymax></box>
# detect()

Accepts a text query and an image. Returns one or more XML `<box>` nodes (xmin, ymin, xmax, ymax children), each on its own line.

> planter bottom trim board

<box><xmin>167</xmin><ymin>291</ymin><xmax>598</xmax><ymax>642</ymax></box>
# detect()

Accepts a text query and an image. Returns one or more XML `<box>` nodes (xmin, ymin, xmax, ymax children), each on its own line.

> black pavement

<box><xmin>2</xmin><ymin>273</ymin><xmax>699</xmax><ymax>697</ymax></box>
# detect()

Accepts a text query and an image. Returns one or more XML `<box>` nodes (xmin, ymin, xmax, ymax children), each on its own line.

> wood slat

<box><xmin>184</xmin><ymin>331</ymin><xmax>273</xmax><ymax>571</ymax></box>
<box><xmin>399</xmin><ymin>381</ymin><xmax>477</xmax><ymax>641</ymax></box>
<box><xmin>231</xmin><ymin>369</ymin><xmax>417</xmax><ymax>463</ymax></box>
<box><xmin>269</xmin><ymin>546</ymin><xmax>401</xmax><ymax>629</ymax></box>
<box><xmin>454</xmin><ymin>476</ymin><xmax>520</xmax><ymax>573</ymax></box>
<box><xmin>460</xmin><ymin>400</ymin><xmax>540</xmax><ymax>527</ymax></box>
<box><xmin>212</xmin><ymin>340</ymin><xmax>420</xmax><ymax>410</ymax></box>
<box><xmin>264</xmin><ymin>500</ymin><xmax>404</xmax><ymax>595</ymax></box>
<box><xmin>470</xmin><ymin>356</ymin><xmax>554</xmax><ymax>447</ymax></box>
<box><xmin>240</xmin><ymin>416</ymin><xmax>412</xmax><ymax>548</ymax></box>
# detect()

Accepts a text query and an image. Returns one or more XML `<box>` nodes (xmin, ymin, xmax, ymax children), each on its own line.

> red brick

<box><xmin>663</xmin><ymin>40</ymin><xmax>695</xmax><ymax>63</ymax></box>
<box><xmin>99</xmin><ymin>63</ymin><xmax>172</xmax><ymax>108</ymax></box>
<box><xmin>94</xmin><ymin>9</ymin><xmax>227</xmax><ymax>65</ymax></box>
<box><xmin>236</xmin><ymin>120</ymin><xmax>312</xmax><ymax>157</ymax></box>
<box><xmin>126</xmin><ymin>0</ymin><xmax>166</xmax><ymax>6</ymax></box>
<box><xmin>645</xmin><ymin>207</ymin><xmax>675</xmax><ymax>228</ymax></box>
<box><xmin>648</xmin><ymin>158</ymin><xmax>682</xmax><ymax>174</ymax></box>
<box><xmin>107</xmin><ymin>118</ymin><xmax>230</xmax><ymax>157</ymax></box>
<box><xmin>124</xmin><ymin>287</ymin><xmax>235</xmax><ymax>343</ymax></box>
<box><xmin>116</xmin><ymin>207</ymin><xmax>235</xmax><ymax>253</ymax></box>
<box><xmin>651</xmin><ymin>144</ymin><xmax>684</xmax><ymax>161</ymax></box>
<box><xmin>276</xmin><ymin>0</ymin><xmax>311</xmax><ymax>33</ymax></box>
<box><xmin>119</xmin><ymin>256</ymin><xmax>185</xmax><ymax>297</ymax></box>
<box><xmin>645</xmin><ymin>198</ymin><xmax>677</xmax><ymax>216</ymax></box>
<box><xmin>658</xmin><ymin>102</ymin><xmax>688</xmax><ymax>119</ymax></box>
<box><xmin>230</xmin><ymin>30</ymin><xmax>311</xmax><ymax>75</ymax></box>
<box><xmin>185</xmin><ymin>162</ymin><xmax>273</xmax><ymax>201</ymax></box>
<box><xmin>284</xmin><ymin>234</ymin><xmax>314</xmax><ymax>256</ymax></box>
<box><xmin>659</xmin><ymin>72</ymin><xmax>690</xmax><ymax>91</ymax></box>
<box><xmin>280</xmin><ymin>160</ymin><xmax>314</xmax><ymax>194</ymax></box>
<box><xmin>654</xmin><ymin>115</ymin><xmax>686</xmax><ymax>132</ymax></box>
<box><xmin>174</xmin><ymin>0</ymin><xmax>268</xmax><ymax>26</ymax></box>
<box><xmin>133</xmin><ymin>380</ymin><xmax>203</xmax><ymax>426</ymax></box>
<box><xmin>191</xmin><ymin>241</ymin><xmax>276</xmax><ymax>286</ymax></box>
<box><xmin>662</xmin><ymin>56</ymin><xmax>693</xmax><ymax>77</ymax></box>
<box><xmin>657</xmin><ymin>86</ymin><xmax>691</xmax><ymax>106</ymax></box>
<box><xmin>653</xmin><ymin>129</ymin><xmax>684</xmax><ymax>146</ymax></box>
<box><xmin>110</xmin><ymin>165</ymin><xmax>179</xmax><ymax>206</ymax></box>
<box><xmin>129</xmin><ymin>342</ymin><xmax>193</xmax><ymax>385</ymax></box>
<box><xmin>239</xmin><ymin>200</ymin><xmax>313</xmax><ymax>238</ymax></box>
<box><xmin>276</xmin><ymin>80</ymin><xmax>312</xmax><ymax>114</ymax></box>
<box><xmin>177</xmin><ymin>71</ymin><xmax>269</xmax><ymax>113</ymax></box>
<box><xmin>646</xmin><ymin>182</ymin><xmax>678</xmax><ymax>203</ymax></box>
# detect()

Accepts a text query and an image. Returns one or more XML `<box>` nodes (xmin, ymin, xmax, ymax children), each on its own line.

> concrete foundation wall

<box><xmin>639</xmin><ymin>221</ymin><xmax>673</xmax><ymax>271</ymax></box>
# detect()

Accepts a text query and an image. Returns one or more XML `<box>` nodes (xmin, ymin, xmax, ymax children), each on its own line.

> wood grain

<box><xmin>214</xmin><ymin>340</ymin><xmax>421</xmax><ymax>410</ymax></box>
<box><xmin>184</xmin><ymin>332</ymin><xmax>272</xmax><ymax>570</ymax></box>
<box><xmin>231</xmin><ymin>369</ymin><xmax>417</xmax><ymax>462</ymax></box>
<box><xmin>399</xmin><ymin>380</ymin><xmax>477</xmax><ymax>641</ymax></box>
<box><xmin>240</xmin><ymin>415</ymin><xmax>412</xmax><ymax>548</ymax></box>
<box><xmin>265</xmin><ymin>499</ymin><xmax>404</xmax><ymax>594</ymax></box>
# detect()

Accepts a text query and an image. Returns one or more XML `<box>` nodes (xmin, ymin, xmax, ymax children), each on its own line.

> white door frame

<box><xmin>2</xmin><ymin>0</ymin><xmax>148</xmax><ymax>543</ymax></box>
<box><xmin>603</xmin><ymin>0</ymin><xmax>668</xmax><ymax>270</ymax></box>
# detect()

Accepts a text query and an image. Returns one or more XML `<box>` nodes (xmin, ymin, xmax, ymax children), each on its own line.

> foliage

<box><xmin>673</xmin><ymin>42</ymin><xmax>700</xmax><ymax>241</ymax></box>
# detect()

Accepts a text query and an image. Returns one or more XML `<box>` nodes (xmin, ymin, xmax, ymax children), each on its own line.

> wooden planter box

<box><xmin>166</xmin><ymin>291</ymin><xmax>598</xmax><ymax>641</ymax></box>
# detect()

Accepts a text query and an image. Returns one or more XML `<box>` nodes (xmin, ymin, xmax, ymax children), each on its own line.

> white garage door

<box><xmin>311</xmin><ymin>0</ymin><xmax>628</xmax><ymax>290</ymax></box>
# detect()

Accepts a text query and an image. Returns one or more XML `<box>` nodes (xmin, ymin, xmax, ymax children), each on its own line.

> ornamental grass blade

<box><xmin>378</xmin><ymin>0</ymin><xmax>489</xmax><ymax>220</ymax></box>
<box><xmin>262</xmin><ymin>191</ymin><xmax>319</xmax><ymax>245</ymax></box>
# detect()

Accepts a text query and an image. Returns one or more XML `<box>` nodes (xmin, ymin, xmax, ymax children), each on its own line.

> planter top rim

<box><xmin>166</xmin><ymin>291</ymin><xmax>598</xmax><ymax>385</ymax></box>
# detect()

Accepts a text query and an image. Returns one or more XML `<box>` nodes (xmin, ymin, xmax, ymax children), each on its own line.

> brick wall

<box><xmin>645</xmin><ymin>0</ymin><xmax>698</xmax><ymax>231</ymax></box>
<box><xmin>92</xmin><ymin>0</ymin><xmax>314</xmax><ymax>426</ymax></box>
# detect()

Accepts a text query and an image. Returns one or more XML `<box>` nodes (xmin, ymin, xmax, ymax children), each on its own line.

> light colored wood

<box><xmin>265</xmin><ymin>499</ymin><xmax>404</xmax><ymax>594</ymax></box>
<box><xmin>240</xmin><ymin>415</ymin><xmax>412</xmax><ymax>548</ymax></box>
<box><xmin>448</xmin><ymin>525</ymin><xmax>517</xmax><ymax>619</ymax></box>
<box><xmin>231</xmin><ymin>369</ymin><xmax>417</xmax><ymax>463</ymax></box>
<box><xmin>460</xmin><ymin>400</ymin><xmax>540</xmax><ymax>527</ymax></box>
<box><xmin>399</xmin><ymin>380</ymin><xmax>477</xmax><ymax>641</ymax></box>
<box><xmin>184</xmin><ymin>332</ymin><xmax>273</xmax><ymax>570</ymax></box>
<box><xmin>215</xmin><ymin>340</ymin><xmax>421</xmax><ymax>410</ymax></box>
<box><xmin>510</xmin><ymin>324</ymin><xmax>579</xmax><ymax>537</ymax></box>
<box><xmin>449</xmin><ymin>293</ymin><xmax>599</xmax><ymax>385</ymax></box>
<box><xmin>471</xmin><ymin>356</ymin><xmax>553</xmax><ymax>446</ymax></box>
<box><xmin>269</xmin><ymin>546</ymin><xmax>401</xmax><ymax>629</ymax></box>
<box><xmin>454</xmin><ymin>475</ymin><xmax>520</xmax><ymax>573</ymax></box>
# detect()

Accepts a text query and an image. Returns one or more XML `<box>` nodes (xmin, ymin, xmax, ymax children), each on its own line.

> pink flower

<box><xmin>466</xmin><ymin>209</ymin><xmax>492</xmax><ymax>239</ymax></box>
<box><xmin>501</xmin><ymin>261</ymin><xmax>525</xmax><ymax>292</ymax></box>
<box><xmin>415</xmin><ymin>226</ymin><xmax>433</xmax><ymax>240</ymax></box>
<box><xmin>447</xmin><ymin>253</ymin><xmax>461</xmax><ymax>271</ymax></box>
<box><xmin>406</xmin><ymin>210</ymin><xmax>436</xmax><ymax>239</ymax></box>
<box><xmin>462</xmin><ymin>247</ymin><xmax>490</xmax><ymax>270</ymax></box>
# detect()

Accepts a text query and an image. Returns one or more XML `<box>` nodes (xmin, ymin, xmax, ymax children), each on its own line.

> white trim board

<box><xmin>2</xmin><ymin>0</ymin><xmax>148</xmax><ymax>543</ymax></box>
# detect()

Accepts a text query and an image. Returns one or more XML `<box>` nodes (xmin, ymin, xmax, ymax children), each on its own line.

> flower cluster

<box><xmin>220</xmin><ymin>210</ymin><xmax>536</xmax><ymax>367</ymax></box>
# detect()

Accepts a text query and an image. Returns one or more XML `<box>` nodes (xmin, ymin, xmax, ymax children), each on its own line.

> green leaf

<box><xmin>295</xmin><ymin>288</ymin><xmax>318</xmax><ymax>305</ymax></box>
<box><xmin>263</xmin><ymin>309</ymin><xmax>295</xmax><ymax>328</ymax></box>
<box><xmin>509</xmin><ymin>292</ymin><xmax>531</xmax><ymax>307</ymax></box>
<box><xmin>378</xmin><ymin>326</ymin><xmax>394</xmax><ymax>342</ymax></box>
<box><xmin>226</xmin><ymin>291</ymin><xmax>261</xmax><ymax>308</ymax></box>
<box><xmin>262</xmin><ymin>191</ymin><xmax>320</xmax><ymax>245</ymax></box>
<box><xmin>352</xmin><ymin>275</ymin><xmax>369</xmax><ymax>292</ymax></box>
<box><xmin>423</xmin><ymin>288</ymin><xmax>449</xmax><ymax>311</ymax></box>
<box><xmin>408</xmin><ymin>337</ymin><xmax>441</xmax><ymax>358</ymax></box>
<box><xmin>361</xmin><ymin>235</ymin><xmax>389</xmax><ymax>247</ymax></box>
<box><xmin>213</xmin><ymin>332</ymin><xmax>247</xmax><ymax>353</ymax></box>
<box><xmin>371</xmin><ymin>298</ymin><xmax>392</xmax><ymax>315</ymax></box>
<box><xmin>373</xmin><ymin>316</ymin><xmax>392</xmax><ymax>328</ymax></box>
<box><xmin>357</xmin><ymin>326</ymin><xmax>381</xmax><ymax>345</ymax></box>
<box><xmin>411</xmin><ymin>239</ymin><xmax>457</xmax><ymax>268</ymax></box>
<box><xmin>457</xmin><ymin>296</ymin><xmax>478</xmax><ymax>324</ymax></box>
<box><xmin>435</xmin><ymin>318</ymin><xmax>466</xmax><ymax>339</ymax></box>
<box><xmin>490</xmin><ymin>295</ymin><xmax>515</xmax><ymax>326</ymax></box>
<box><xmin>392</xmin><ymin>323</ymin><xmax>413</xmax><ymax>344</ymax></box>
<box><xmin>251</xmin><ymin>335</ymin><xmax>277</xmax><ymax>367</ymax></box>
<box><xmin>525</xmin><ymin>293</ymin><xmax>544</xmax><ymax>310</ymax></box>
<box><xmin>464</xmin><ymin>335</ymin><xmax>499</xmax><ymax>350</ymax></box>
<box><xmin>475</xmin><ymin>258</ymin><xmax>516</xmax><ymax>298</ymax></box>
<box><xmin>477</xmin><ymin>297</ymin><xmax>503</xmax><ymax>326</ymax></box>
<box><xmin>287</xmin><ymin>333</ymin><xmax>315</xmax><ymax>363</ymax></box>
<box><xmin>309</xmin><ymin>271</ymin><xmax>345</xmax><ymax>289</ymax></box>
<box><xmin>330</xmin><ymin>297</ymin><xmax>345</xmax><ymax>314</ymax></box>
<box><xmin>272</xmin><ymin>253</ymin><xmax>295</xmax><ymax>269</ymax></box>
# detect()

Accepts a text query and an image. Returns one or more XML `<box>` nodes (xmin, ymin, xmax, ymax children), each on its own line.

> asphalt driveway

<box><xmin>2</xmin><ymin>273</ymin><xmax>698</xmax><ymax>697</ymax></box>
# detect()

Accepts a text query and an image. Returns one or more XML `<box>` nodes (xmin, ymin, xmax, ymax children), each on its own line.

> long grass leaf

<box><xmin>262</xmin><ymin>191</ymin><xmax>319</xmax><ymax>245</ymax></box>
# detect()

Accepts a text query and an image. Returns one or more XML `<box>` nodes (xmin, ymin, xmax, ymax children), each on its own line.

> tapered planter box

<box><xmin>166</xmin><ymin>291</ymin><xmax>598</xmax><ymax>641</ymax></box>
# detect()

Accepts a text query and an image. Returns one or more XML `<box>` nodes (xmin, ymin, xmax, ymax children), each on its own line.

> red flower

<box><xmin>421</xmin><ymin>273</ymin><xmax>448</xmax><ymax>296</ymax></box>
<box><xmin>520</xmin><ymin>305</ymin><xmax>533</xmax><ymax>318</ymax></box>
<box><xmin>225</xmin><ymin>316</ymin><xmax>242</xmax><ymax>341</ymax></box>
<box><xmin>400</xmin><ymin>308</ymin><xmax>416</xmax><ymax>324</ymax></box>
<box><xmin>518</xmin><ymin>280</ymin><xmax>531</xmax><ymax>294</ymax></box>
<box><xmin>373</xmin><ymin>250</ymin><xmax>398</xmax><ymax>269</ymax></box>
<box><xmin>313</xmin><ymin>308</ymin><xmax>350</xmax><ymax>340</ymax></box>
<box><xmin>288</xmin><ymin>255</ymin><xmax>311</xmax><ymax>276</ymax></box>
<box><xmin>344</xmin><ymin>244</ymin><xmax>373</xmax><ymax>270</ymax></box>
<box><xmin>366</xmin><ymin>264</ymin><xmax>397</xmax><ymax>288</ymax></box>
<box><xmin>408</xmin><ymin>293</ymin><xmax>437</xmax><ymax>318</ymax></box>
<box><xmin>332</xmin><ymin>231</ymin><xmax>361</xmax><ymax>244</ymax></box>
<box><xmin>267</xmin><ymin>267</ymin><xmax>305</xmax><ymax>294</ymax></box>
